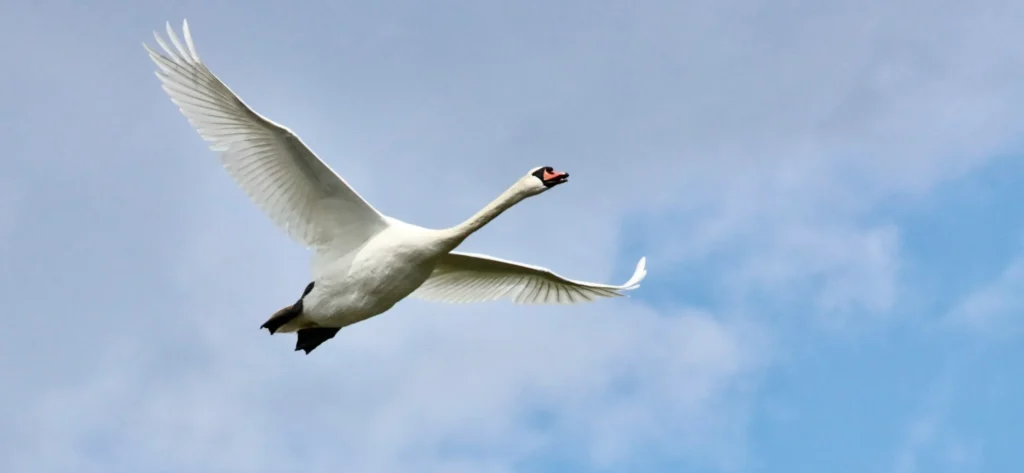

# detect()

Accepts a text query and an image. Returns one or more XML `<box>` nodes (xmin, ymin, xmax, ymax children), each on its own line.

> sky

<box><xmin>1</xmin><ymin>0</ymin><xmax>1023</xmax><ymax>472</ymax></box>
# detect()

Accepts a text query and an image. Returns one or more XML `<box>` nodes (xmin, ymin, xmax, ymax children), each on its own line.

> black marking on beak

<box><xmin>532</xmin><ymin>166</ymin><xmax>570</xmax><ymax>188</ymax></box>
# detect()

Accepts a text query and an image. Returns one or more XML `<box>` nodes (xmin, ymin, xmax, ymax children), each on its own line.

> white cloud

<box><xmin>946</xmin><ymin>255</ymin><xmax>1024</xmax><ymax>338</ymax></box>
<box><xmin>890</xmin><ymin>370</ymin><xmax>982</xmax><ymax>473</ymax></box>
<box><xmin>893</xmin><ymin>388</ymin><xmax>948</xmax><ymax>473</ymax></box>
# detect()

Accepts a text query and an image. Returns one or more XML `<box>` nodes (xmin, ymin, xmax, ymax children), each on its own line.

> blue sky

<box><xmin>2</xmin><ymin>1</ymin><xmax>1023</xmax><ymax>472</ymax></box>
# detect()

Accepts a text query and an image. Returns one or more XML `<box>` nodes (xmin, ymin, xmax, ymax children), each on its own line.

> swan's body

<box><xmin>146</xmin><ymin>21</ymin><xmax>647</xmax><ymax>354</ymax></box>
<box><xmin>301</xmin><ymin>222</ymin><xmax>445</xmax><ymax>330</ymax></box>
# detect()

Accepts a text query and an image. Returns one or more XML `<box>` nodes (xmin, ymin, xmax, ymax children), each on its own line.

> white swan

<box><xmin>145</xmin><ymin>21</ymin><xmax>647</xmax><ymax>354</ymax></box>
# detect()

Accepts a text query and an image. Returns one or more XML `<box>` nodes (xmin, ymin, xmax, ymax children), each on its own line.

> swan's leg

<box><xmin>260</xmin><ymin>281</ymin><xmax>315</xmax><ymax>334</ymax></box>
<box><xmin>295</xmin><ymin>327</ymin><xmax>341</xmax><ymax>354</ymax></box>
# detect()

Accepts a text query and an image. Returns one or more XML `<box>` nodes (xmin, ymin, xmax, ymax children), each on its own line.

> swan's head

<box><xmin>520</xmin><ymin>166</ymin><xmax>569</xmax><ymax>195</ymax></box>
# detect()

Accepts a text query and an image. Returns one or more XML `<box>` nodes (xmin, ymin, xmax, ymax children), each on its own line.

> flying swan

<box><xmin>144</xmin><ymin>20</ymin><xmax>647</xmax><ymax>354</ymax></box>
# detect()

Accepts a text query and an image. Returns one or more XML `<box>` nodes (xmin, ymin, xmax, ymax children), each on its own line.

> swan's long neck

<box><xmin>438</xmin><ymin>185</ymin><xmax>526</xmax><ymax>251</ymax></box>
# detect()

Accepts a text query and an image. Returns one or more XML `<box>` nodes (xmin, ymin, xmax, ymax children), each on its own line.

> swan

<box><xmin>145</xmin><ymin>21</ymin><xmax>648</xmax><ymax>354</ymax></box>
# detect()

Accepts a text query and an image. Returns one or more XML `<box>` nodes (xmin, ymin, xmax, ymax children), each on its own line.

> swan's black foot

<box><xmin>295</xmin><ymin>327</ymin><xmax>340</xmax><ymax>354</ymax></box>
<box><xmin>260</xmin><ymin>282</ymin><xmax>315</xmax><ymax>334</ymax></box>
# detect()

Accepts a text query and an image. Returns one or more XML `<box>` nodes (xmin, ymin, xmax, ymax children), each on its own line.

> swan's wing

<box><xmin>411</xmin><ymin>252</ymin><xmax>647</xmax><ymax>304</ymax></box>
<box><xmin>145</xmin><ymin>20</ymin><xmax>389</xmax><ymax>250</ymax></box>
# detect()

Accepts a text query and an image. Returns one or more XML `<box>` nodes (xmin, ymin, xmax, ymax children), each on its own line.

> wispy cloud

<box><xmin>891</xmin><ymin>365</ymin><xmax>983</xmax><ymax>473</ymax></box>
<box><xmin>893</xmin><ymin>378</ymin><xmax>953</xmax><ymax>473</ymax></box>
<box><xmin>946</xmin><ymin>254</ymin><xmax>1024</xmax><ymax>338</ymax></box>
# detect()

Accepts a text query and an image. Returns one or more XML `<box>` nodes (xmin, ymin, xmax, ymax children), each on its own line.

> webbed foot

<box><xmin>295</xmin><ymin>327</ymin><xmax>340</xmax><ymax>354</ymax></box>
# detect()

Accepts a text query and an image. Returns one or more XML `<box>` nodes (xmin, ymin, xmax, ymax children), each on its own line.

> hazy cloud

<box><xmin>947</xmin><ymin>253</ymin><xmax>1024</xmax><ymax>338</ymax></box>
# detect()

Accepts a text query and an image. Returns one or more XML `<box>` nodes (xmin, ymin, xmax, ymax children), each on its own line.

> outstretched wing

<box><xmin>411</xmin><ymin>252</ymin><xmax>647</xmax><ymax>304</ymax></box>
<box><xmin>145</xmin><ymin>20</ymin><xmax>389</xmax><ymax>250</ymax></box>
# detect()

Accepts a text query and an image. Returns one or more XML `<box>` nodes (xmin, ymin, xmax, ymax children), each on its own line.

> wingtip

<box><xmin>621</xmin><ymin>256</ymin><xmax>648</xmax><ymax>290</ymax></box>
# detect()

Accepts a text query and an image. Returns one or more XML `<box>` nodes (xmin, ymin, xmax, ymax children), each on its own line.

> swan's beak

<box><xmin>542</xmin><ymin>169</ymin><xmax>569</xmax><ymax>187</ymax></box>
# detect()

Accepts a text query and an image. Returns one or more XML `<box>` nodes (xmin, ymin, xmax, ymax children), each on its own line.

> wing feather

<box><xmin>411</xmin><ymin>252</ymin><xmax>647</xmax><ymax>305</ymax></box>
<box><xmin>145</xmin><ymin>20</ymin><xmax>389</xmax><ymax>250</ymax></box>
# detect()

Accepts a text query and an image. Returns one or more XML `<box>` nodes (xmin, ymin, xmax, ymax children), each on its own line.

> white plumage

<box><xmin>145</xmin><ymin>20</ymin><xmax>648</xmax><ymax>354</ymax></box>
<box><xmin>145</xmin><ymin>22</ymin><xmax>387</xmax><ymax>252</ymax></box>
<box><xmin>415</xmin><ymin>253</ymin><xmax>647</xmax><ymax>304</ymax></box>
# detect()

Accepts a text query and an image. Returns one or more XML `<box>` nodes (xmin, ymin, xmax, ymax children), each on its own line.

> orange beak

<box><xmin>542</xmin><ymin>168</ymin><xmax>568</xmax><ymax>181</ymax></box>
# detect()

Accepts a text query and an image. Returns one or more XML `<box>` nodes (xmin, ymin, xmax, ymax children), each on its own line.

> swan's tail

<box><xmin>260</xmin><ymin>281</ymin><xmax>315</xmax><ymax>334</ymax></box>
<box><xmin>260</xmin><ymin>304</ymin><xmax>302</xmax><ymax>334</ymax></box>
